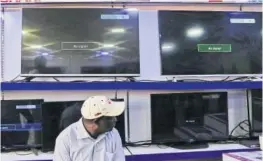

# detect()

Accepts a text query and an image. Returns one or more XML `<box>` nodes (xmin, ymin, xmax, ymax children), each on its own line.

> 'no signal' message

<box><xmin>197</xmin><ymin>44</ymin><xmax>232</xmax><ymax>53</ymax></box>
<box><xmin>61</xmin><ymin>42</ymin><xmax>90</xmax><ymax>50</ymax></box>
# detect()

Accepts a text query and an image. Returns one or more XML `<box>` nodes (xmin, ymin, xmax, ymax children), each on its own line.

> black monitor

<box><xmin>251</xmin><ymin>89</ymin><xmax>262</xmax><ymax>135</ymax></box>
<box><xmin>41</xmin><ymin>100</ymin><xmax>125</xmax><ymax>152</ymax></box>
<box><xmin>151</xmin><ymin>92</ymin><xmax>228</xmax><ymax>148</ymax></box>
<box><xmin>21</xmin><ymin>8</ymin><xmax>140</xmax><ymax>77</ymax></box>
<box><xmin>159</xmin><ymin>11</ymin><xmax>262</xmax><ymax>75</ymax></box>
<box><xmin>41</xmin><ymin>101</ymin><xmax>83</xmax><ymax>152</ymax></box>
<box><xmin>1</xmin><ymin>99</ymin><xmax>43</xmax><ymax>150</ymax></box>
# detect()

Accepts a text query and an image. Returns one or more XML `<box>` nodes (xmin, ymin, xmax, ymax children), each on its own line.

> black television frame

<box><xmin>1</xmin><ymin>99</ymin><xmax>44</xmax><ymax>150</ymax></box>
<box><xmin>248</xmin><ymin>89</ymin><xmax>262</xmax><ymax>137</ymax></box>
<box><xmin>158</xmin><ymin>10</ymin><xmax>262</xmax><ymax>77</ymax></box>
<box><xmin>150</xmin><ymin>92</ymin><xmax>229</xmax><ymax>148</ymax></box>
<box><xmin>20</xmin><ymin>8</ymin><xmax>141</xmax><ymax>77</ymax></box>
<box><xmin>41</xmin><ymin>100</ymin><xmax>84</xmax><ymax>152</ymax></box>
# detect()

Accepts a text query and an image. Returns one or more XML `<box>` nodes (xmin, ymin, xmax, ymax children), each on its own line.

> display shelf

<box><xmin>1</xmin><ymin>81</ymin><xmax>262</xmax><ymax>91</ymax></box>
<box><xmin>0</xmin><ymin>144</ymin><xmax>260</xmax><ymax>161</ymax></box>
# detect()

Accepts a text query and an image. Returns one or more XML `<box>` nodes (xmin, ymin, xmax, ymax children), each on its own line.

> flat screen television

<box><xmin>251</xmin><ymin>89</ymin><xmax>262</xmax><ymax>135</ymax></box>
<box><xmin>41</xmin><ymin>100</ymin><xmax>125</xmax><ymax>152</ymax></box>
<box><xmin>159</xmin><ymin>11</ymin><xmax>262</xmax><ymax>76</ymax></box>
<box><xmin>21</xmin><ymin>8</ymin><xmax>140</xmax><ymax>77</ymax></box>
<box><xmin>151</xmin><ymin>92</ymin><xmax>228</xmax><ymax>148</ymax></box>
<box><xmin>1</xmin><ymin>99</ymin><xmax>43</xmax><ymax>150</ymax></box>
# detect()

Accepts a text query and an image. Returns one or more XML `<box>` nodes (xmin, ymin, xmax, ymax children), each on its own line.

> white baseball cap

<box><xmin>81</xmin><ymin>96</ymin><xmax>125</xmax><ymax>120</ymax></box>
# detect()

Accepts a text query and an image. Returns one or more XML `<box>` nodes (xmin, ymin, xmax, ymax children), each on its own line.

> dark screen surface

<box><xmin>159</xmin><ymin>11</ymin><xmax>262</xmax><ymax>75</ymax></box>
<box><xmin>21</xmin><ymin>8</ymin><xmax>140</xmax><ymax>76</ymax></box>
<box><xmin>1</xmin><ymin>99</ymin><xmax>43</xmax><ymax>149</ymax></box>
<box><xmin>41</xmin><ymin>101</ymin><xmax>83</xmax><ymax>152</ymax></box>
<box><xmin>251</xmin><ymin>89</ymin><xmax>262</xmax><ymax>133</ymax></box>
<box><xmin>151</xmin><ymin>92</ymin><xmax>228</xmax><ymax>143</ymax></box>
<box><xmin>41</xmin><ymin>100</ymin><xmax>125</xmax><ymax>152</ymax></box>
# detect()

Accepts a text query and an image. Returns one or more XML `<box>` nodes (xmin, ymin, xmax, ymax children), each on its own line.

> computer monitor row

<box><xmin>1</xmin><ymin>90</ymin><xmax>262</xmax><ymax>151</ymax></box>
<box><xmin>1</xmin><ymin>100</ymin><xmax>125</xmax><ymax>152</ymax></box>
<box><xmin>17</xmin><ymin>8</ymin><xmax>262</xmax><ymax>76</ymax></box>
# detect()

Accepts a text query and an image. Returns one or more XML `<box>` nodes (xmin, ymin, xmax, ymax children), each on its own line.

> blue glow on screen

<box><xmin>0</xmin><ymin>123</ymin><xmax>42</xmax><ymax>131</ymax></box>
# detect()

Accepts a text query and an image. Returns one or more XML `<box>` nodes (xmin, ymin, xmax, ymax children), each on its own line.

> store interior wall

<box><xmin>2</xmin><ymin>7</ymin><xmax>256</xmax><ymax>142</ymax></box>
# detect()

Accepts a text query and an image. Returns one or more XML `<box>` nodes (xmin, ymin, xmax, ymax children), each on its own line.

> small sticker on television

<box><xmin>202</xmin><ymin>94</ymin><xmax>220</xmax><ymax>99</ymax></box>
<box><xmin>101</xmin><ymin>14</ymin><xmax>129</xmax><ymax>20</ymax></box>
<box><xmin>16</xmin><ymin>105</ymin><xmax>36</xmax><ymax>109</ymax></box>
<box><xmin>230</xmin><ymin>18</ymin><xmax>256</xmax><ymax>24</ymax></box>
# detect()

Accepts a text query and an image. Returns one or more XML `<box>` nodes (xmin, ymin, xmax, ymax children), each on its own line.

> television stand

<box><xmin>24</xmin><ymin>76</ymin><xmax>36</xmax><ymax>82</ymax></box>
<box><xmin>239</xmin><ymin>139</ymin><xmax>260</xmax><ymax>148</ymax></box>
<box><xmin>125</xmin><ymin>77</ymin><xmax>136</xmax><ymax>82</ymax></box>
<box><xmin>169</xmin><ymin>142</ymin><xmax>209</xmax><ymax>150</ymax></box>
<box><xmin>31</xmin><ymin>148</ymin><xmax>39</xmax><ymax>156</ymax></box>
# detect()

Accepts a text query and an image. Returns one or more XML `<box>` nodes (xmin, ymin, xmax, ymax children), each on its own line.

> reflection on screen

<box><xmin>1</xmin><ymin>100</ymin><xmax>43</xmax><ymax>149</ymax></box>
<box><xmin>21</xmin><ymin>8</ymin><xmax>140</xmax><ymax>75</ymax></box>
<box><xmin>159</xmin><ymin>11</ymin><xmax>262</xmax><ymax>75</ymax></box>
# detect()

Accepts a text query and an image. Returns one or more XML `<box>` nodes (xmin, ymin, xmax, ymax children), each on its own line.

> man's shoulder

<box><xmin>106</xmin><ymin>128</ymin><xmax>121</xmax><ymax>140</ymax></box>
<box><xmin>106</xmin><ymin>128</ymin><xmax>123</xmax><ymax>148</ymax></box>
<box><xmin>111</xmin><ymin>128</ymin><xmax>119</xmax><ymax>135</ymax></box>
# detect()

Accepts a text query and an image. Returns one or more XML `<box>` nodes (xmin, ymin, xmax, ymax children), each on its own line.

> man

<box><xmin>53</xmin><ymin>96</ymin><xmax>125</xmax><ymax>161</ymax></box>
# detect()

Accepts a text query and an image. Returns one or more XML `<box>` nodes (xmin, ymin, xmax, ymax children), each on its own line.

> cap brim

<box><xmin>104</xmin><ymin>101</ymin><xmax>125</xmax><ymax>117</ymax></box>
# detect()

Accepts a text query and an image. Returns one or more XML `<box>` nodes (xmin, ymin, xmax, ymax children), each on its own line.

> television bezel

<box><xmin>41</xmin><ymin>100</ymin><xmax>84</xmax><ymax>152</ymax></box>
<box><xmin>158</xmin><ymin>10</ymin><xmax>262</xmax><ymax>76</ymax></box>
<box><xmin>20</xmin><ymin>8</ymin><xmax>141</xmax><ymax>77</ymax></box>
<box><xmin>150</xmin><ymin>91</ymin><xmax>230</xmax><ymax>145</ymax></box>
<box><xmin>249</xmin><ymin>89</ymin><xmax>262</xmax><ymax>136</ymax></box>
<box><xmin>20</xmin><ymin>73</ymin><xmax>141</xmax><ymax>77</ymax></box>
<box><xmin>1</xmin><ymin>99</ymin><xmax>44</xmax><ymax>149</ymax></box>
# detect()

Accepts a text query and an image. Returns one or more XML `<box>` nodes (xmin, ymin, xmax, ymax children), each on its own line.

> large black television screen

<box><xmin>159</xmin><ymin>11</ymin><xmax>262</xmax><ymax>75</ymax></box>
<box><xmin>21</xmin><ymin>8</ymin><xmax>140</xmax><ymax>76</ymax></box>
<box><xmin>1</xmin><ymin>99</ymin><xmax>43</xmax><ymax>150</ymax></box>
<box><xmin>251</xmin><ymin>89</ymin><xmax>262</xmax><ymax>134</ymax></box>
<box><xmin>41</xmin><ymin>101</ymin><xmax>83</xmax><ymax>152</ymax></box>
<box><xmin>151</xmin><ymin>92</ymin><xmax>228</xmax><ymax>144</ymax></box>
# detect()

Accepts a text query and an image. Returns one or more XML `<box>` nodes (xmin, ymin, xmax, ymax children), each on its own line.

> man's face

<box><xmin>95</xmin><ymin>116</ymin><xmax>117</xmax><ymax>134</ymax></box>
